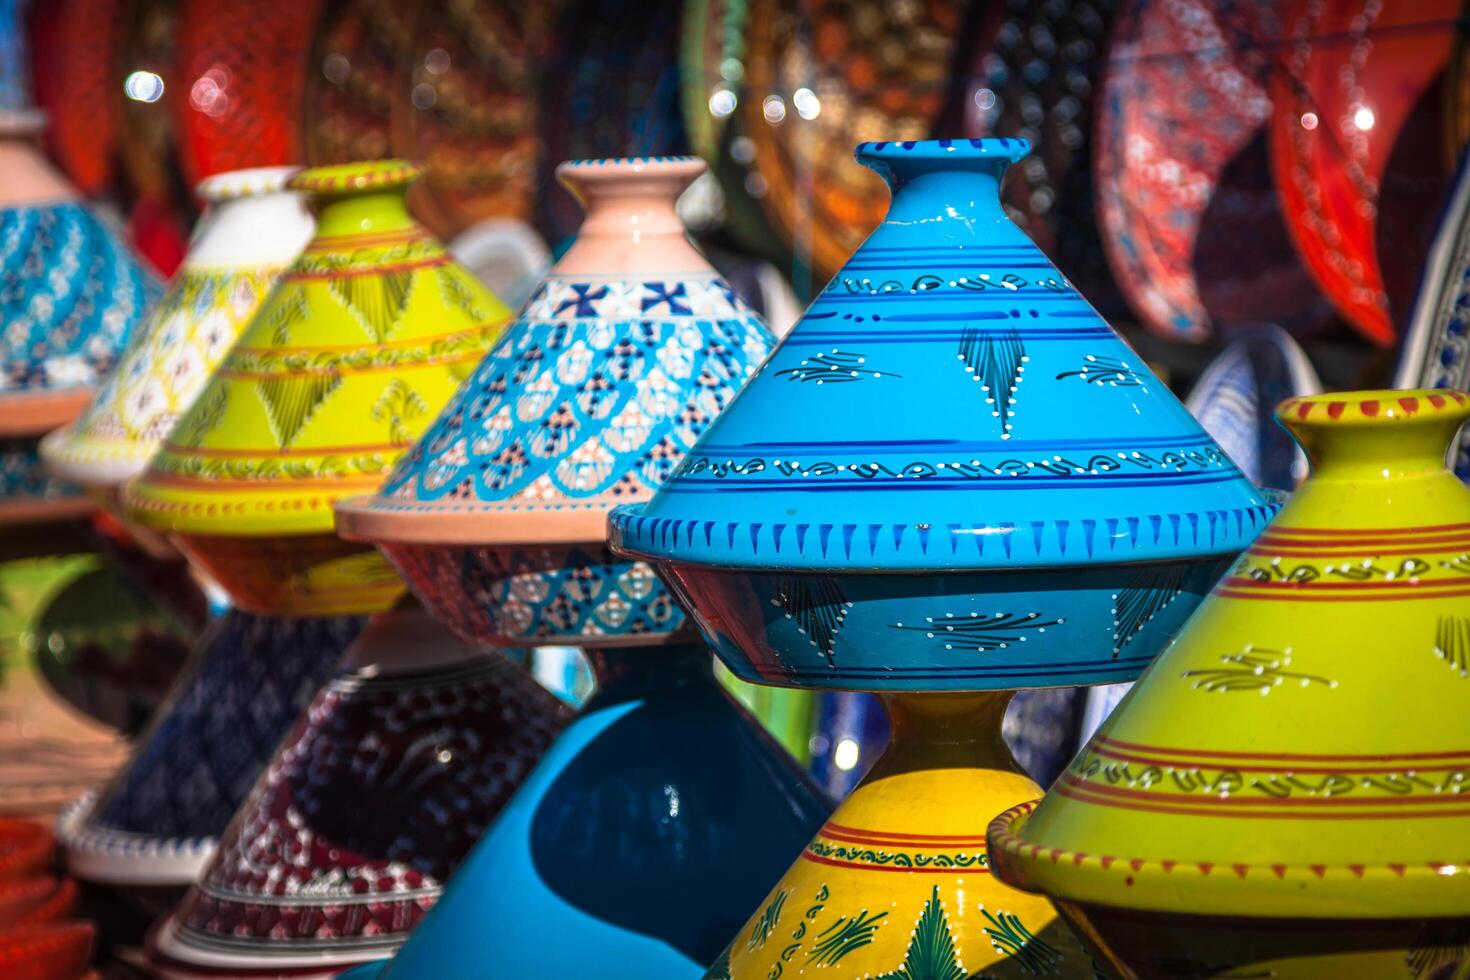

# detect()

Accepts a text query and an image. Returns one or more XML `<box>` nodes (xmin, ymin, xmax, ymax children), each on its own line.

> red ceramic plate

<box><xmin>172</xmin><ymin>0</ymin><xmax>328</xmax><ymax>185</ymax></box>
<box><xmin>1269</xmin><ymin>0</ymin><xmax>1460</xmax><ymax>346</ymax></box>
<box><xmin>25</xmin><ymin>0</ymin><xmax>121</xmax><ymax>196</ymax></box>
<box><xmin>1095</xmin><ymin>0</ymin><xmax>1333</xmax><ymax>342</ymax></box>
<box><xmin>0</xmin><ymin>821</ymin><xmax>52</xmax><ymax>883</ymax></box>
<box><xmin>0</xmin><ymin>878</ymin><xmax>77</xmax><ymax>929</ymax></box>
<box><xmin>0</xmin><ymin>921</ymin><xmax>95</xmax><ymax>980</ymax></box>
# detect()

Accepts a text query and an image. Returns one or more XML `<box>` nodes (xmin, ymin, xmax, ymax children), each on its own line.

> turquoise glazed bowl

<box><xmin>611</xmin><ymin>138</ymin><xmax>1278</xmax><ymax>692</ymax></box>
<box><xmin>648</xmin><ymin>559</ymin><xmax>1240</xmax><ymax>691</ymax></box>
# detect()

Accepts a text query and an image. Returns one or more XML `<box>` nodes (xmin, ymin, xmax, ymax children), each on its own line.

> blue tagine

<box><xmin>609</xmin><ymin>138</ymin><xmax>1279</xmax><ymax>978</ymax></box>
<box><xmin>334</xmin><ymin>156</ymin><xmax>830</xmax><ymax>978</ymax></box>
<box><xmin>0</xmin><ymin>0</ymin><xmax>158</xmax><ymax>523</ymax></box>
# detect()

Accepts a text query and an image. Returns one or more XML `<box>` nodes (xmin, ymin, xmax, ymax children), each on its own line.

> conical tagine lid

<box><xmin>336</xmin><ymin>156</ymin><xmax>775</xmax><ymax>547</ymax></box>
<box><xmin>611</xmin><ymin>139</ymin><xmax>1273</xmax><ymax>572</ymax></box>
<box><xmin>990</xmin><ymin>390</ymin><xmax>1470</xmax><ymax>920</ymax></box>
<box><xmin>124</xmin><ymin>160</ymin><xmax>513</xmax><ymax>538</ymax></box>
<box><xmin>42</xmin><ymin>167</ymin><xmax>314</xmax><ymax>488</ymax></box>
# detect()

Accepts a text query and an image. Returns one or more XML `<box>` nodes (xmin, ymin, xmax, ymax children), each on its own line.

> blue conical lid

<box><xmin>612</xmin><ymin>139</ymin><xmax>1275</xmax><ymax>571</ymax></box>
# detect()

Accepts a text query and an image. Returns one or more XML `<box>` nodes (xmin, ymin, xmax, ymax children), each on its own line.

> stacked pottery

<box><xmin>1082</xmin><ymin>324</ymin><xmax>1322</xmax><ymax>740</ymax></box>
<box><xmin>146</xmin><ymin>602</ymin><xmax>566</xmax><ymax>978</ymax></box>
<box><xmin>333</xmin><ymin>156</ymin><xmax>830</xmax><ymax>978</ymax></box>
<box><xmin>44</xmin><ymin>166</ymin><xmax>354</xmax><ymax>908</ymax></box>
<box><xmin>0</xmin><ymin>0</ymin><xmax>160</xmax><ymax>829</ymax></box>
<box><xmin>991</xmin><ymin>390</ymin><xmax>1470</xmax><ymax>978</ymax></box>
<box><xmin>113</xmin><ymin>160</ymin><xmax>563</xmax><ymax>978</ymax></box>
<box><xmin>609</xmin><ymin>138</ymin><xmax>1280</xmax><ymax>977</ymax></box>
<box><xmin>0</xmin><ymin>0</ymin><xmax>159</xmax><ymax>525</ymax></box>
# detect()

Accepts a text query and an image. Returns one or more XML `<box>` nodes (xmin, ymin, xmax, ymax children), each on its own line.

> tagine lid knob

<box><xmin>610</xmin><ymin>138</ymin><xmax>1276</xmax><ymax>573</ymax></box>
<box><xmin>122</xmin><ymin>158</ymin><xmax>513</xmax><ymax>539</ymax></box>
<box><xmin>989</xmin><ymin>389</ymin><xmax>1470</xmax><ymax>919</ymax></box>
<box><xmin>334</xmin><ymin>155</ymin><xmax>776</xmax><ymax>549</ymax></box>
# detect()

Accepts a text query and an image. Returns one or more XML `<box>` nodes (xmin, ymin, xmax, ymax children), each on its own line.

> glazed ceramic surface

<box><xmin>1082</xmin><ymin>324</ymin><xmax>1322</xmax><ymax>741</ymax></box>
<box><xmin>124</xmin><ymin>160</ymin><xmax>513</xmax><ymax>615</ymax></box>
<box><xmin>707</xmin><ymin>694</ymin><xmax>1098</xmax><ymax>979</ymax></box>
<box><xmin>58</xmin><ymin>611</ymin><xmax>365</xmax><ymax>889</ymax></box>
<box><xmin>1396</xmin><ymin>151</ymin><xmax>1470</xmax><ymax>481</ymax></box>
<box><xmin>1270</xmin><ymin>0</ymin><xmax>1459</xmax><ymax>347</ymax></box>
<box><xmin>990</xmin><ymin>389</ymin><xmax>1470</xmax><ymax>977</ymax></box>
<box><xmin>337</xmin><ymin>157</ymin><xmax>774</xmax><ymax>647</ymax></box>
<box><xmin>42</xmin><ymin>166</ymin><xmax>314</xmax><ymax>488</ymax></box>
<box><xmin>611</xmin><ymin>138</ymin><xmax>1277</xmax><ymax>691</ymax></box>
<box><xmin>147</xmin><ymin>606</ymin><xmax>566</xmax><ymax>977</ymax></box>
<box><xmin>340</xmin><ymin>643</ymin><xmax>830</xmax><ymax>980</ymax></box>
<box><xmin>1096</xmin><ymin>0</ymin><xmax>1332</xmax><ymax>342</ymax></box>
<box><xmin>0</xmin><ymin>202</ymin><xmax>161</xmax><ymax>428</ymax></box>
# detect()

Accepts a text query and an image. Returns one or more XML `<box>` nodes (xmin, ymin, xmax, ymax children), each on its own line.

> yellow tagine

<box><xmin>990</xmin><ymin>389</ymin><xmax>1470</xmax><ymax>978</ymax></box>
<box><xmin>708</xmin><ymin>694</ymin><xmax>1097</xmax><ymax>979</ymax></box>
<box><xmin>124</xmin><ymin>160</ymin><xmax>512</xmax><ymax>615</ymax></box>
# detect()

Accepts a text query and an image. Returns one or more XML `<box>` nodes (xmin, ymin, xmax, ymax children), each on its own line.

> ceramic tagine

<box><xmin>609</xmin><ymin>138</ymin><xmax>1279</xmax><ymax>979</ymax></box>
<box><xmin>0</xmin><ymin>0</ymin><xmax>159</xmax><ymax>525</ymax></box>
<box><xmin>991</xmin><ymin>389</ymin><xmax>1470</xmax><ymax>978</ymax></box>
<box><xmin>46</xmin><ymin>166</ymin><xmax>350</xmax><ymax>907</ymax></box>
<box><xmin>332</xmin><ymin>156</ymin><xmax>831</xmax><ymax>978</ymax></box>
<box><xmin>123</xmin><ymin>160</ymin><xmax>513</xmax><ymax>615</ymax></box>
<box><xmin>144</xmin><ymin>600</ymin><xmax>567</xmax><ymax>979</ymax></box>
<box><xmin>42</xmin><ymin>165</ymin><xmax>314</xmax><ymax>497</ymax></box>
<box><xmin>56</xmin><ymin>613</ymin><xmax>366</xmax><ymax>911</ymax></box>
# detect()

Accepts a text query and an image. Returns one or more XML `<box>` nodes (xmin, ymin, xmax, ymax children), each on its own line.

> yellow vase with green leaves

<box><xmin>990</xmin><ymin>389</ymin><xmax>1470</xmax><ymax>978</ymax></box>
<box><xmin>124</xmin><ymin>161</ymin><xmax>512</xmax><ymax>615</ymax></box>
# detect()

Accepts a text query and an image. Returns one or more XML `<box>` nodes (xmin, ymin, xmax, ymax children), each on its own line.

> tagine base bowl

<box><xmin>171</xmin><ymin>532</ymin><xmax>405</xmax><ymax>616</ymax></box>
<box><xmin>641</xmin><ymin>558</ymin><xmax>1238</xmax><ymax>692</ymax></box>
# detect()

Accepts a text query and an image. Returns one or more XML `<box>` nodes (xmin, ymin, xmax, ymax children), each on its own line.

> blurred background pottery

<box><xmin>144</xmin><ymin>602</ymin><xmax>566</xmax><ymax>978</ymax></box>
<box><xmin>42</xmin><ymin>166</ymin><xmax>314</xmax><ymax>497</ymax></box>
<box><xmin>1095</xmin><ymin>0</ymin><xmax>1335</xmax><ymax>344</ymax></box>
<box><xmin>990</xmin><ymin>389</ymin><xmax>1470</xmax><ymax>978</ymax></box>
<box><xmin>57</xmin><ymin>613</ymin><xmax>365</xmax><ymax>911</ymax></box>
<box><xmin>1396</xmin><ymin>150</ymin><xmax>1470</xmax><ymax>481</ymax></box>
<box><xmin>123</xmin><ymin>159</ymin><xmax>513</xmax><ymax>616</ymax></box>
